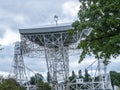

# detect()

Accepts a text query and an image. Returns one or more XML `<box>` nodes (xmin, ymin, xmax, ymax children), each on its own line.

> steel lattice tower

<box><xmin>13</xmin><ymin>42</ymin><xmax>28</xmax><ymax>85</ymax></box>
<box><xmin>19</xmin><ymin>24</ymin><xmax>91</xmax><ymax>90</ymax></box>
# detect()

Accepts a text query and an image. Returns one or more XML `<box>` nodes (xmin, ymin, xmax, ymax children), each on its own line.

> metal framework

<box><xmin>69</xmin><ymin>60</ymin><xmax>113</xmax><ymax>90</ymax></box>
<box><xmin>19</xmin><ymin>24</ymin><xmax>91</xmax><ymax>90</ymax></box>
<box><xmin>13</xmin><ymin>42</ymin><xmax>28</xmax><ymax>85</ymax></box>
<box><xmin>11</xmin><ymin>42</ymin><xmax>37</xmax><ymax>90</ymax></box>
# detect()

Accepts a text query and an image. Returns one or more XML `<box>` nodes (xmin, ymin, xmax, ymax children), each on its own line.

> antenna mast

<box><xmin>54</xmin><ymin>15</ymin><xmax>58</xmax><ymax>25</ymax></box>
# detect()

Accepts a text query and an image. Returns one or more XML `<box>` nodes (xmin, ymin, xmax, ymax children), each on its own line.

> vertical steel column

<box><xmin>42</xmin><ymin>33</ymin><xmax>69</xmax><ymax>90</ymax></box>
<box><xmin>13</xmin><ymin>42</ymin><xmax>28</xmax><ymax>85</ymax></box>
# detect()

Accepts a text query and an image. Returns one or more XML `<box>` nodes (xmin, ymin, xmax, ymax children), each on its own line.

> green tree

<box><xmin>69</xmin><ymin>71</ymin><xmax>76</xmax><ymax>82</ymax></box>
<box><xmin>30</xmin><ymin>73</ymin><xmax>44</xmax><ymax>85</ymax></box>
<box><xmin>37</xmin><ymin>82</ymin><xmax>51</xmax><ymax>90</ymax></box>
<box><xmin>78</xmin><ymin>69</ymin><xmax>84</xmax><ymax>78</ymax></box>
<box><xmin>110</xmin><ymin>71</ymin><xmax>120</xmax><ymax>87</ymax></box>
<box><xmin>72</xmin><ymin>0</ymin><xmax>120</xmax><ymax>62</ymax></box>
<box><xmin>69</xmin><ymin>71</ymin><xmax>77</xmax><ymax>90</ymax></box>
<box><xmin>84</xmin><ymin>69</ymin><xmax>90</xmax><ymax>82</ymax></box>
<box><xmin>35</xmin><ymin>73</ymin><xmax>44</xmax><ymax>82</ymax></box>
<box><xmin>30</xmin><ymin>76</ymin><xmax>36</xmax><ymax>85</ymax></box>
<box><xmin>30</xmin><ymin>73</ymin><xmax>51</xmax><ymax>90</ymax></box>
<box><xmin>47</xmin><ymin>72</ymin><xmax>51</xmax><ymax>83</ymax></box>
<box><xmin>0</xmin><ymin>78</ymin><xmax>25</xmax><ymax>90</ymax></box>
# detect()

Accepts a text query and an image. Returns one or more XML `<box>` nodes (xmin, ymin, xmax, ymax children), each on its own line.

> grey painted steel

<box><xmin>13</xmin><ymin>42</ymin><xmax>28</xmax><ymax>85</ymax></box>
<box><xmin>20</xmin><ymin>24</ymin><xmax>77</xmax><ymax>90</ymax></box>
<box><xmin>12</xmin><ymin>42</ymin><xmax>37</xmax><ymax>90</ymax></box>
<box><xmin>19</xmin><ymin>24</ymin><xmax>72</xmax><ymax>34</ymax></box>
<box><xmin>19</xmin><ymin>24</ymin><xmax>77</xmax><ymax>47</ymax></box>
<box><xmin>68</xmin><ymin>60</ymin><xmax>113</xmax><ymax>90</ymax></box>
<box><xmin>19</xmin><ymin>23</ymin><xmax>92</xmax><ymax>90</ymax></box>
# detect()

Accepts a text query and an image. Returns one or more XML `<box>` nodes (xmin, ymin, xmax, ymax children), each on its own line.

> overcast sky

<box><xmin>0</xmin><ymin>0</ymin><xmax>120</xmax><ymax>78</ymax></box>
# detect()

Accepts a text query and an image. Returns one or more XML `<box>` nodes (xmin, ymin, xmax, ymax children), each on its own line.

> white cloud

<box><xmin>0</xmin><ymin>71</ymin><xmax>9</xmax><ymax>77</ymax></box>
<box><xmin>13</xmin><ymin>15</ymin><xmax>29</xmax><ymax>26</ymax></box>
<box><xmin>0</xmin><ymin>28</ymin><xmax>20</xmax><ymax>45</ymax></box>
<box><xmin>62</xmin><ymin>1</ymin><xmax>79</xmax><ymax>17</ymax></box>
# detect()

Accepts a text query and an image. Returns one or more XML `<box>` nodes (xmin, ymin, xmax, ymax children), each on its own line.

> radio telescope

<box><xmin>19</xmin><ymin>23</ymin><xmax>91</xmax><ymax>90</ymax></box>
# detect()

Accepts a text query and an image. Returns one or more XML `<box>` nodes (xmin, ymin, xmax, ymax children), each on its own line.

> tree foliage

<box><xmin>37</xmin><ymin>82</ymin><xmax>51</xmax><ymax>90</ymax></box>
<box><xmin>29</xmin><ymin>73</ymin><xmax>51</xmax><ymax>90</ymax></box>
<box><xmin>0</xmin><ymin>78</ymin><xmax>25</xmax><ymax>90</ymax></box>
<box><xmin>47</xmin><ymin>72</ymin><xmax>51</xmax><ymax>83</ymax></box>
<box><xmin>30</xmin><ymin>73</ymin><xmax>44</xmax><ymax>85</ymax></box>
<box><xmin>84</xmin><ymin>69</ymin><xmax>91</xmax><ymax>82</ymax></box>
<box><xmin>110</xmin><ymin>71</ymin><xmax>120</xmax><ymax>87</ymax></box>
<box><xmin>69</xmin><ymin>70</ymin><xmax>76</xmax><ymax>82</ymax></box>
<box><xmin>78</xmin><ymin>69</ymin><xmax>84</xmax><ymax>78</ymax></box>
<box><xmin>72</xmin><ymin>0</ymin><xmax>120</xmax><ymax>62</ymax></box>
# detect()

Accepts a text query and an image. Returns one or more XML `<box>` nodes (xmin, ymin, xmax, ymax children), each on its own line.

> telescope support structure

<box><xmin>19</xmin><ymin>24</ymin><xmax>92</xmax><ymax>90</ymax></box>
<box><xmin>13</xmin><ymin>42</ymin><xmax>28</xmax><ymax>85</ymax></box>
<box><xmin>20</xmin><ymin>32</ymin><xmax>74</xmax><ymax>90</ymax></box>
<box><xmin>43</xmin><ymin>35</ymin><xmax>69</xmax><ymax>90</ymax></box>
